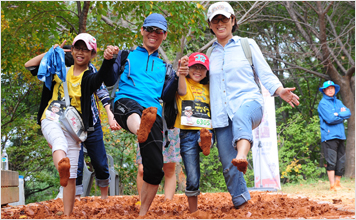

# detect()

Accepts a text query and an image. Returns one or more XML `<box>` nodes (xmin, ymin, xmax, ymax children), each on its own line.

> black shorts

<box><xmin>321</xmin><ymin>139</ymin><xmax>345</xmax><ymax>176</ymax></box>
<box><xmin>113</xmin><ymin>98</ymin><xmax>144</xmax><ymax>132</ymax></box>
<box><xmin>113</xmin><ymin>98</ymin><xmax>164</xmax><ymax>185</ymax></box>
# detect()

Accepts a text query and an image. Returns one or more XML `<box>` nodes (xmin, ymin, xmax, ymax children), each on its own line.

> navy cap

<box><xmin>319</xmin><ymin>80</ymin><xmax>340</xmax><ymax>94</ymax></box>
<box><xmin>143</xmin><ymin>13</ymin><xmax>167</xmax><ymax>31</ymax></box>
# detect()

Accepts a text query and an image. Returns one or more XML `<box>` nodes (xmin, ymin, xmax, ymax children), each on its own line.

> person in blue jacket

<box><xmin>102</xmin><ymin>13</ymin><xmax>171</xmax><ymax>216</ymax></box>
<box><xmin>317</xmin><ymin>80</ymin><xmax>351</xmax><ymax>191</ymax></box>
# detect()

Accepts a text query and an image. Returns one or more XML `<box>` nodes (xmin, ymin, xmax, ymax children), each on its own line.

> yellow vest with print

<box><xmin>41</xmin><ymin>66</ymin><xmax>87</xmax><ymax>121</ymax></box>
<box><xmin>174</xmin><ymin>77</ymin><xmax>212</xmax><ymax>130</ymax></box>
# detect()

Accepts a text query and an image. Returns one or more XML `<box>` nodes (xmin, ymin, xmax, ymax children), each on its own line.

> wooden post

<box><xmin>1</xmin><ymin>170</ymin><xmax>19</xmax><ymax>205</ymax></box>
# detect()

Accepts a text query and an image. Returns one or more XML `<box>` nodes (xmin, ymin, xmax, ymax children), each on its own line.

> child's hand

<box><xmin>108</xmin><ymin>116</ymin><xmax>121</xmax><ymax>131</ymax></box>
<box><xmin>53</xmin><ymin>40</ymin><xmax>71</xmax><ymax>53</ymax></box>
<box><xmin>181</xmin><ymin>56</ymin><xmax>189</xmax><ymax>66</ymax></box>
<box><xmin>104</xmin><ymin>45</ymin><xmax>119</xmax><ymax>60</ymax></box>
<box><xmin>178</xmin><ymin>56</ymin><xmax>189</xmax><ymax>77</ymax></box>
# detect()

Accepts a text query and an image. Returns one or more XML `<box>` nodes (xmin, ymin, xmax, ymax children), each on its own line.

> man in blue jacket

<box><xmin>317</xmin><ymin>80</ymin><xmax>351</xmax><ymax>191</ymax></box>
<box><xmin>102</xmin><ymin>13</ymin><xmax>169</xmax><ymax>216</ymax></box>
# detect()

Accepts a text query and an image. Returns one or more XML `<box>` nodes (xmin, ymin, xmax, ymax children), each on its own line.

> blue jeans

<box><xmin>76</xmin><ymin>120</ymin><xmax>110</xmax><ymax>195</ymax></box>
<box><xmin>215</xmin><ymin>100</ymin><xmax>263</xmax><ymax>207</ymax></box>
<box><xmin>180</xmin><ymin>129</ymin><xmax>214</xmax><ymax>197</ymax></box>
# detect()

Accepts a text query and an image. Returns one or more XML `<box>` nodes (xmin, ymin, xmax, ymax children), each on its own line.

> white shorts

<box><xmin>41</xmin><ymin>119</ymin><xmax>81</xmax><ymax>179</ymax></box>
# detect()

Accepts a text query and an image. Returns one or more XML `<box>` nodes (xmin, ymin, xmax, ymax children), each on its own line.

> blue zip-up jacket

<box><xmin>317</xmin><ymin>90</ymin><xmax>351</xmax><ymax>142</ymax></box>
<box><xmin>112</xmin><ymin>46</ymin><xmax>167</xmax><ymax>117</ymax></box>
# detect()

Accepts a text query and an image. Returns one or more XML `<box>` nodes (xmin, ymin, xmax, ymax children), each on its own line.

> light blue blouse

<box><xmin>209</xmin><ymin>36</ymin><xmax>282</xmax><ymax>128</ymax></box>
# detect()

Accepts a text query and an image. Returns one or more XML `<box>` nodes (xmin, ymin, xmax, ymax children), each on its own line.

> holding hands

<box><xmin>104</xmin><ymin>45</ymin><xmax>119</xmax><ymax>60</ymax></box>
<box><xmin>178</xmin><ymin>56</ymin><xmax>189</xmax><ymax>77</ymax></box>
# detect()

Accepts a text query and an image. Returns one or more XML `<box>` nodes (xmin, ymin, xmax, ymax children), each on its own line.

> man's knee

<box><xmin>143</xmin><ymin>169</ymin><xmax>164</xmax><ymax>185</ymax></box>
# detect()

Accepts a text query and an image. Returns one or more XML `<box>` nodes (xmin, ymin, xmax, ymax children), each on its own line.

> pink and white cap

<box><xmin>72</xmin><ymin>33</ymin><xmax>97</xmax><ymax>52</ymax></box>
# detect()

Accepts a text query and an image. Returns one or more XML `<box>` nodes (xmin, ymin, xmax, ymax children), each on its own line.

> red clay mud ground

<box><xmin>2</xmin><ymin>191</ymin><xmax>355</xmax><ymax>219</ymax></box>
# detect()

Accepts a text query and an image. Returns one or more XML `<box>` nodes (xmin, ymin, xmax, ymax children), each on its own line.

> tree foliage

<box><xmin>1</xmin><ymin>1</ymin><xmax>354</xmax><ymax>204</ymax></box>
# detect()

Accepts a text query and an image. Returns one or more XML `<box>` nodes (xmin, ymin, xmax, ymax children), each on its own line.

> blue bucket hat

<box><xmin>319</xmin><ymin>80</ymin><xmax>340</xmax><ymax>94</ymax></box>
<box><xmin>143</xmin><ymin>13</ymin><xmax>167</xmax><ymax>32</ymax></box>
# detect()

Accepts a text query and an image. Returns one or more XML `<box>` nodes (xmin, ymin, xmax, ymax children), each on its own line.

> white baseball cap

<box><xmin>207</xmin><ymin>2</ymin><xmax>235</xmax><ymax>22</ymax></box>
<box><xmin>72</xmin><ymin>33</ymin><xmax>97</xmax><ymax>52</ymax></box>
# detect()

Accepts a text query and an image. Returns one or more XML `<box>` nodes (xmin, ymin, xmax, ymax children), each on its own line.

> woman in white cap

<box><xmin>206</xmin><ymin>2</ymin><xmax>300</xmax><ymax>209</ymax></box>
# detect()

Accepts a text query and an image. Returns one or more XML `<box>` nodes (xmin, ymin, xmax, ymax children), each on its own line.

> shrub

<box><xmin>277</xmin><ymin>113</ymin><xmax>323</xmax><ymax>183</ymax></box>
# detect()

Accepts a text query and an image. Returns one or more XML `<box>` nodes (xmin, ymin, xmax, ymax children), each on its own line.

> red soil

<box><xmin>2</xmin><ymin>191</ymin><xmax>354</xmax><ymax>219</ymax></box>
<box><xmin>231</xmin><ymin>158</ymin><xmax>248</xmax><ymax>174</ymax></box>
<box><xmin>199</xmin><ymin>128</ymin><xmax>212</xmax><ymax>156</ymax></box>
<box><xmin>137</xmin><ymin>107</ymin><xmax>157</xmax><ymax>143</ymax></box>
<box><xmin>58</xmin><ymin>157</ymin><xmax>70</xmax><ymax>187</ymax></box>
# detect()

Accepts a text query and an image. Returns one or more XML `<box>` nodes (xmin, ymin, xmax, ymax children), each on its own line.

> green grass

<box><xmin>279</xmin><ymin>177</ymin><xmax>355</xmax><ymax>197</ymax></box>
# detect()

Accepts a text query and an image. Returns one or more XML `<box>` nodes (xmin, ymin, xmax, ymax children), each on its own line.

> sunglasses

<box><xmin>144</xmin><ymin>26</ymin><xmax>166</xmax><ymax>34</ymax></box>
<box><xmin>190</xmin><ymin>65</ymin><xmax>207</xmax><ymax>71</ymax></box>
<box><xmin>72</xmin><ymin>46</ymin><xmax>91</xmax><ymax>53</ymax></box>
<box><xmin>211</xmin><ymin>16</ymin><xmax>231</xmax><ymax>24</ymax></box>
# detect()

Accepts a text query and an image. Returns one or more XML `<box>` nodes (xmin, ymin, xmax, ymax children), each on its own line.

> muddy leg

<box><xmin>231</xmin><ymin>139</ymin><xmax>250</xmax><ymax>174</ymax></box>
<box><xmin>137</xmin><ymin>107</ymin><xmax>157</xmax><ymax>143</ymax></box>
<box><xmin>58</xmin><ymin>157</ymin><xmax>71</xmax><ymax>187</ymax></box>
<box><xmin>199</xmin><ymin>128</ymin><xmax>212</xmax><ymax>156</ymax></box>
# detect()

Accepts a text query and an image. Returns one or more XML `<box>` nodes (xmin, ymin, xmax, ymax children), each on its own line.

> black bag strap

<box><xmin>240</xmin><ymin>38</ymin><xmax>262</xmax><ymax>94</ymax></box>
<box><xmin>109</xmin><ymin>50</ymin><xmax>131</xmax><ymax>99</ymax></box>
<box><xmin>63</xmin><ymin>67</ymin><xmax>71</xmax><ymax>107</ymax></box>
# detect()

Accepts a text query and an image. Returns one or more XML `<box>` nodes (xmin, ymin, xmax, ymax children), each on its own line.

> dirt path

<box><xmin>2</xmin><ymin>190</ymin><xmax>355</xmax><ymax>219</ymax></box>
<box><xmin>279</xmin><ymin>179</ymin><xmax>355</xmax><ymax>213</ymax></box>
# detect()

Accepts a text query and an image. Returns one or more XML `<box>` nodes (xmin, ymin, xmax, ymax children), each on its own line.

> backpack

<box><xmin>206</xmin><ymin>37</ymin><xmax>262</xmax><ymax>93</ymax></box>
<box><xmin>163</xmin><ymin>97</ymin><xmax>177</xmax><ymax>129</ymax></box>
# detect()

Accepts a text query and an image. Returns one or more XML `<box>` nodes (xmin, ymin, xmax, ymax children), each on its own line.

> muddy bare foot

<box><xmin>231</xmin><ymin>158</ymin><xmax>248</xmax><ymax>174</ymax></box>
<box><xmin>137</xmin><ymin>107</ymin><xmax>157</xmax><ymax>143</ymax></box>
<box><xmin>199</xmin><ymin>128</ymin><xmax>212</xmax><ymax>156</ymax></box>
<box><xmin>58</xmin><ymin>157</ymin><xmax>70</xmax><ymax>187</ymax></box>
<box><xmin>330</xmin><ymin>184</ymin><xmax>337</xmax><ymax>191</ymax></box>
<box><xmin>335</xmin><ymin>181</ymin><xmax>344</xmax><ymax>189</ymax></box>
